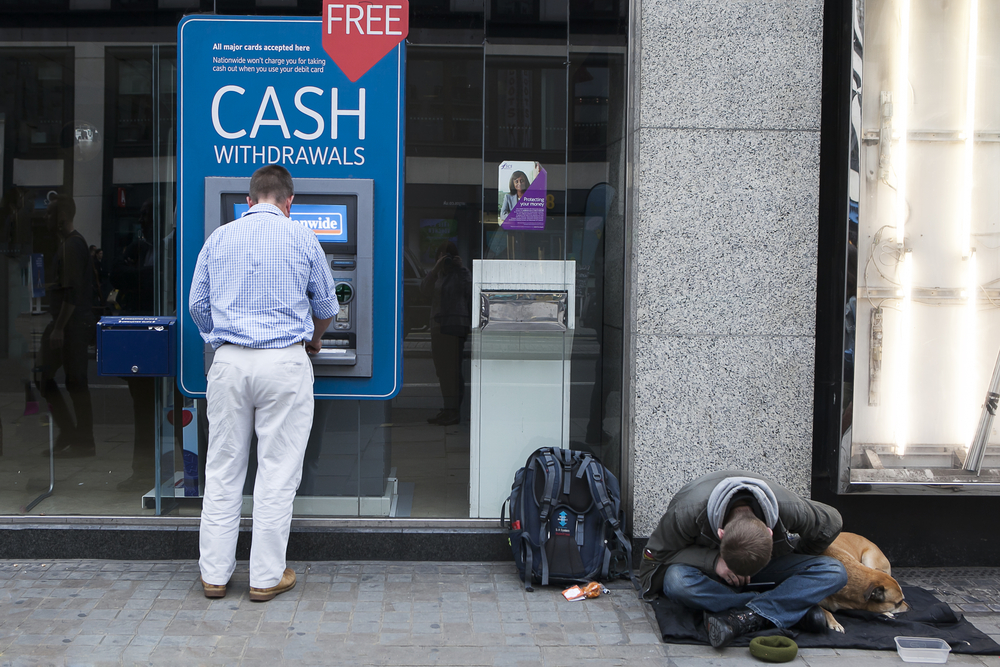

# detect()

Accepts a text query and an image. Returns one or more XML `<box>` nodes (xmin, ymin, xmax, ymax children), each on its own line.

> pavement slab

<box><xmin>0</xmin><ymin>562</ymin><xmax>998</xmax><ymax>666</ymax></box>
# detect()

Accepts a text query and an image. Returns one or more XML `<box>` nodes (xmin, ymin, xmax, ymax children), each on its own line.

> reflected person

<box><xmin>421</xmin><ymin>242</ymin><xmax>471</xmax><ymax>426</ymax></box>
<box><xmin>0</xmin><ymin>187</ymin><xmax>27</xmax><ymax>456</ymax></box>
<box><xmin>1</xmin><ymin>186</ymin><xmax>25</xmax><ymax>255</ymax></box>
<box><xmin>38</xmin><ymin>194</ymin><xmax>97</xmax><ymax>457</ymax></box>
<box><xmin>116</xmin><ymin>200</ymin><xmax>157</xmax><ymax>493</ymax></box>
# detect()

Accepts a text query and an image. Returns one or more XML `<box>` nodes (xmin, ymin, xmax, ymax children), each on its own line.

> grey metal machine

<box><xmin>203</xmin><ymin>176</ymin><xmax>374</xmax><ymax>377</ymax></box>
<box><xmin>201</xmin><ymin>177</ymin><xmax>394</xmax><ymax>516</ymax></box>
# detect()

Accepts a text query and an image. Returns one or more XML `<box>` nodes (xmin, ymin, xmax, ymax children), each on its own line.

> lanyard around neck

<box><xmin>243</xmin><ymin>206</ymin><xmax>282</xmax><ymax>218</ymax></box>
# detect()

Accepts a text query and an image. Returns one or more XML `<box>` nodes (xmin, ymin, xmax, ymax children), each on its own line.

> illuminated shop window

<box><xmin>847</xmin><ymin>0</ymin><xmax>1000</xmax><ymax>487</ymax></box>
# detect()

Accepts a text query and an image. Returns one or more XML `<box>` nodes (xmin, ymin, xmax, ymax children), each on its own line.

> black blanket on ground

<box><xmin>651</xmin><ymin>586</ymin><xmax>1000</xmax><ymax>654</ymax></box>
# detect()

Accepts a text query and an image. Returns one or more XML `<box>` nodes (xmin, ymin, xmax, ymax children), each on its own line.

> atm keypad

<box><xmin>318</xmin><ymin>254</ymin><xmax>361</xmax><ymax>369</ymax></box>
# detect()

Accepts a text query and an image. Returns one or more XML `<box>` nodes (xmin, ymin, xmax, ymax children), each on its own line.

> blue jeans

<box><xmin>662</xmin><ymin>554</ymin><xmax>847</xmax><ymax>629</ymax></box>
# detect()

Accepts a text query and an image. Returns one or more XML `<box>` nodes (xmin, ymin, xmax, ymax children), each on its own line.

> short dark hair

<box><xmin>47</xmin><ymin>193</ymin><xmax>76</xmax><ymax>222</ymax></box>
<box><xmin>720</xmin><ymin>511</ymin><xmax>772</xmax><ymax>577</ymax></box>
<box><xmin>249</xmin><ymin>164</ymin><xmax>294</xmax><ymax>203</ymax></box>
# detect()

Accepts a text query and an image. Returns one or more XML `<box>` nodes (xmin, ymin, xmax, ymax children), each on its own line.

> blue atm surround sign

<box><xmin>177</xmin><ymin>15</ymin><xmax>404</xmax><ymax>399</ymax></box>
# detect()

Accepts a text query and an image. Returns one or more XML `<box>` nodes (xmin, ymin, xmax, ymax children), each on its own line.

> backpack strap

<box><xmin>585</xmin><ymin>459</ymin><xmax>638</xmax><ymax>589</ymax></box>
<box><xmin>572</xmin><ymin>452</ymin><xmax>593</xmax><ymax>548</ymax></box>
<box><xmin>537</xmin><ymin>449</ymin><xmax>560</xmax><ymax>521</ymax></box>
<box><xmin>553</xmin><ymin>447</ymin><xmax>569</xmax><ymax>495</ymax></box>
<box><xmin>534</xmin><ymin>449</ymin><xmax>561</xmax><ymax>588</ymax></box>
<box><xmin>515</xmin><ymin>462</ymin><xmax>539</xmax><ymax>592</ymax></box>
<box><xmin>511</xmin><ymin>462</ymin><xmax>534</xmax><ymax>591</ymax></box>
<box><xmin>519</xmin><ymin>532</ymin><xmax>535</xmax><ymax>592</ymax></box>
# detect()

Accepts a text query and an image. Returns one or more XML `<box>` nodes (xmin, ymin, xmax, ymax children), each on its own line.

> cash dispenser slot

<box><xmin>313</xmin><ymin>337</ymin><xmax>358</xmax><ymax>366</ymax></box>
<box><xmin>478</xmin><ymin>291</ymin><xmax>569</xmax><ymax>332</ymax></box>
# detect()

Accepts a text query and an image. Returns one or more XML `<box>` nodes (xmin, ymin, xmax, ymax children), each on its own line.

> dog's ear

<box><xmin>865</xmin><ymin>584</ymin><xmax>886</xmax><ymax>602</ymax></box>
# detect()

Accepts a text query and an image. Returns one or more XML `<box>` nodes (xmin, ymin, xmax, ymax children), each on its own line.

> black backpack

<box><xmin>503</xmin><ymin>446</ymin><xmax>634</xmax><ymax>591</ymax></box>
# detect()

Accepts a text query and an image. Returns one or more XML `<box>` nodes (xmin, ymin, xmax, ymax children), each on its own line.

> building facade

<box><xmin>1</xmin><ymin>0</ymin><xmax>998</xmax><ymax>566</ymax></box>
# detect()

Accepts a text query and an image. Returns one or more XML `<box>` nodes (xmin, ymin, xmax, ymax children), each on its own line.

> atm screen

<box><xmin>292</xmin><ymin>205</ymin><xmax>348</xmax><ymax>244</ymax></box>
<box><xmin>221</xmin><ymin>192</ymin><xmax>358</xmax><ymax>254</ymax></box>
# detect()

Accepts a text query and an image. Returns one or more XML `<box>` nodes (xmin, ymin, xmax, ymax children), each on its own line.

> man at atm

<box><xmin>189</xmin><ymin>164</ymin><xmax>338</xmax><ymax>601</ymax></box>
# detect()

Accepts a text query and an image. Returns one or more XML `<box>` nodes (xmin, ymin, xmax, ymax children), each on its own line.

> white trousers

<box><xmin>199</xmin><ymin>343</ymin><xmax>314</xmax><ymax>589</ymax></box>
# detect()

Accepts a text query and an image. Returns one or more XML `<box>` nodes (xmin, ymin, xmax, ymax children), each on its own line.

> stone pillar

<box><xmin>627</xmin><ymin>0</ymin><xmax>825</xmax><ymax>535</ymax></box>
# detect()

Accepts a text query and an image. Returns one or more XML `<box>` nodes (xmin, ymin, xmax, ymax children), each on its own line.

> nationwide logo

<box><xmin>299</xmin><ymin>214</ymin><xmax>344</xmax><ymax>240</ymax></box>
<box><xmin>288</xmin><ymin>205</ymin><xmax>349</xmax><ymax>243</ymax></box>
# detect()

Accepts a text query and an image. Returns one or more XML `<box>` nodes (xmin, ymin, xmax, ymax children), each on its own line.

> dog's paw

<box><xmin>822</xmin><ymin>608</ymin><xmax>846</xmax><ymax>634</ymax></box>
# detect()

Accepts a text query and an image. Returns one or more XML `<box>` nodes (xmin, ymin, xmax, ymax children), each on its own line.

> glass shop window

<box><xmin>486</xmin><ymin>59</ymin><xmax>567</xmax><ymax>159</ymax></box>
<box><xmin>406</xmin><ymin>51</ymin><xmax>483</xmax><ymax>159</ymax></box>
<box><xmin>108</xmin><ymin>51</ymin><xmax>177</xmax><ymax>158</ymax></box>
<box><xmin>844</xmin><ymin>0</ymin><xmax>1000</xmax><ymax>489</ymax></box>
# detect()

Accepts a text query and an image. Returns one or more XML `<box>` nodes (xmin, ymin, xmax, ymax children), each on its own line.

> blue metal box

<box><xmin>97</xmin><ymin>316</ymin><xmax>177</xmax><ymax>377</ymax></box>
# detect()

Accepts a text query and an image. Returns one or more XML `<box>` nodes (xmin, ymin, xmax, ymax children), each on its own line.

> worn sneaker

<box><xmin>249</xmin><ymin>568</ymin><xmax>296</xmax><ymax>602</ymax></box>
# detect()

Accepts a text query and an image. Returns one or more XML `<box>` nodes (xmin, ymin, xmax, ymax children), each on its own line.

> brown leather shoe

<box><xmin>249</xmin><ymin>568</ymin><xmax>296</xmax><ymax>602</ymax></box>
<box><xmin>200</xmin><ymin>578</ymin><xmax>226</xmax><ymax>599</ymax></box>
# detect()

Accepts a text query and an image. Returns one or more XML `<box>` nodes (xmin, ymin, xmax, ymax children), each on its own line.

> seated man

<box><xmin>639</xmin><ymin>470</ymin><xmax>847</xmax><ymax>648</ymax></box>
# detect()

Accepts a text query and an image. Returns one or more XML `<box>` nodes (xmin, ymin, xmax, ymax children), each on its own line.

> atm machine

<box><xmin>198</xmin><ymin>177</ymin><xmax>394</xmax><ymax>515</ymax></box>
<box><xmin>175</xmin><ymin>15</ymin><xmax>406</xmax><ymax>516</ymax></box>
<box><xmin>203</xmin><ymin>177</ymin><xmax>374</xmax><ymax>376</ymax></box>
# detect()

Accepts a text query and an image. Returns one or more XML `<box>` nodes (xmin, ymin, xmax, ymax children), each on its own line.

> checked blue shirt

<box><xmin>189</xmin><ymin>202</ymin><xmax>339</xmax><ymax>349</ymax></box>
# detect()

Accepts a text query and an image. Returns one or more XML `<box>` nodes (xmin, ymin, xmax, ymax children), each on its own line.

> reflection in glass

<box><xmin>0</xmin><ymin>4</ymin><xmax>627</xmax><ymax>518</ymax></box>
<box><xmin>422</xmin><ymin>241</ymin><xmax>473</xmax><ymax>427</ymax></box>
<box><xmin>38</xmin><ymin>193</ymin><xmax>96</xmax><ymax>458</ymax></box>
<box><xmin>0</xmin><ymin>45</ymin><xmax>179</xmax><ymax>515</ymax></box>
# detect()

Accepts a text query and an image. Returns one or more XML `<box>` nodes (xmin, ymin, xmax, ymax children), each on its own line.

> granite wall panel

<box><xmin>628</xmin><ymin>0</ymin><xmax>825</xmax><ymax>536</ymax></box>
<box><xmin>634</xmin><ymin>128</ymin><xmax>819</xmax><ymax>338</ymax></box>
<box><xmin>631</xmin><ymin>334</ymin><xmax>815</xmax><ymax>535</ymax></box>
<box><xmin>638</xmin><ymin>0</ymin><xmax>824</xmax><ymax>131</ymax></box>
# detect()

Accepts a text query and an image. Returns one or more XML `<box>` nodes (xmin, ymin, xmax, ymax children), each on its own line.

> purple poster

<box><xmin>498</xmin><ymin>161</ymin><xmax>546</xmax><ymax>230</ymax></box>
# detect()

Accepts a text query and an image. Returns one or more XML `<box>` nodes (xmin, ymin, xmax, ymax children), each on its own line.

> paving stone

<box><xmin>0</xmin><ymin>561</ymin><xmax>998</xmax><ymax>666</ymax></box>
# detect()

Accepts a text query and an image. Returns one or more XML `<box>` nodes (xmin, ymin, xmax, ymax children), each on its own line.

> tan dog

<box><xmin>819</xmin><ymin>532</ymin><xmax>909</xmax><ymax>633</ymax></box>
